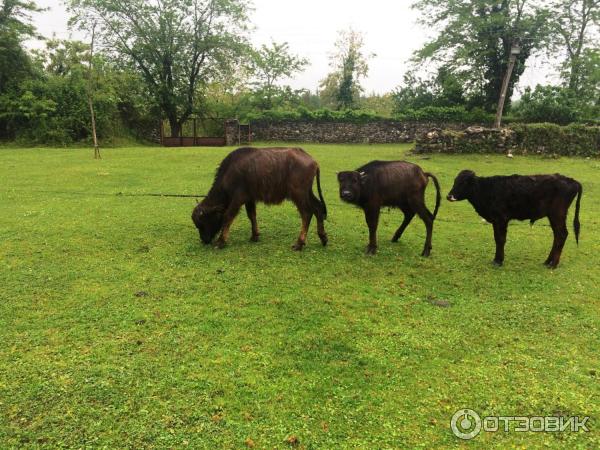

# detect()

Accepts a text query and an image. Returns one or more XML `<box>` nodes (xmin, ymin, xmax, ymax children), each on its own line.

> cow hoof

<box><xmin>250</xmin><ymin>234</ymin><xmax>260</xmax><ymax>242</ymax></box>
<box><xmin>215</xmin><ymin>241</ymin><xmax>226</xmax><ymax>249</ymax></box>
<box><xmin>319</xmin><ymin>235</ymin><xmax>328</xmax><ymax>246</ymax></box>
<box><xmin>391</xmin><ymin>236</ymin><xmax>399</xmax><ymax>243</ymax></box>
<box><xmin>365</xmin><ymin>246</ymin><xmax>377</xmax><ymax>255</ymax></box>
<box><xmin>421</xmin><ymin>249</ymin><xmax>431</xmax><ymax>257</ymax></box>
<box><xmin>492</xmin><ymin>260</ymin><xmax>503</xmax><ymax>267</ymax></box>
<box><xmin>292</xmin><ymin>242</ymin><xmax>305</xmax><ymax>251</ymax></box>
<box><xmin>546</xmin><ymin>262</ymin><xmax>558</xmax><ymax>269</ymax></box>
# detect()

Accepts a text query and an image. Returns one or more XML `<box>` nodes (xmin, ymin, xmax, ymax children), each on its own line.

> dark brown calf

<box><xmin>192</xmin><ymin>147</ymin><xmax>328</xmax><ymax>250</ymax></box>
<box><xmin>337</xmin><ymin>160</ymin><xmax>441</xmax><ymax>255</ymax></box>
<box><xmin>447</xmin><ymin>170</ymin><xmax>583</xmax><ymax>268</ymax></box>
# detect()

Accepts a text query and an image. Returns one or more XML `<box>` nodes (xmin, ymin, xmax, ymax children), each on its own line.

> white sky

<box><xmin>29</xmin><ymin>0</ymin><xmax>556</xmax><ymax>95</ymax></box>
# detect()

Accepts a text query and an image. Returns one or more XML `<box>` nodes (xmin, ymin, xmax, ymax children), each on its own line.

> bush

<box><xmin>245</xmin><ymin>107</ymin><xmax>389</xmax><ymax>123</ymax></box>
<box><xmin>395</xmin><ymin>106</ymin><xmax>494</xmax><ymax>124</ymax></box>
<box><xmin>245</xmin><ymin>106</ymin><xmax>496</xmax><ymax>125</ymax></box>
<box><xmin>511</xmin><ymin>86</ymin><xmax>582</xmax><ymax>125</ymax></box>
<box><xmin>511</xmin><ymin>123</ymin><xmax>600</xmax><ymax>157</ymax></box>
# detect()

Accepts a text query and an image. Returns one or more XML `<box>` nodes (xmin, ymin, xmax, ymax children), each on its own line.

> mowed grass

<box><xmin>0</xmin><ymin>143</ymin><xmax>599</xmax><ymax>449</ymax></box>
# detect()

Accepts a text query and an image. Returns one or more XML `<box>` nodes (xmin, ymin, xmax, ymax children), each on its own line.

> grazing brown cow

<box><xmin>192</xmin><ymin>147</ymin><xmax>328</xmax><ymax>250</ymax></box>
<box><xmin>337</xmin><ymin>160</ymin><xmax>441</xmax><ymax>255</ymax></box>
<box><xmin>447</xmin><ymin>170</ymin><xmax>582</xmax><ymax>268</ymax></box>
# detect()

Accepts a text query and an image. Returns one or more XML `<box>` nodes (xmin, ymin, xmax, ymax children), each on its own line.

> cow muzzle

<box><xmin>447</xmin><ymin>194</ymin><xmax>457</xmax><ymax>202</ymax></box>
<box><xmin>340</xmin><ymin>190</ymin><xmax>354</xmax><ymax>201</ymax></box>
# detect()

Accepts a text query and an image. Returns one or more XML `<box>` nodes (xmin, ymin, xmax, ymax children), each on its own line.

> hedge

<box><xmin>415</xmin><ymin>123</ymin><xmax>600</xmax><ymax>157</ymax></box>
<box><xmin>244</xmin><ymin>106</ymin><xmax>496</xmax><ymax>124</ymax></box>
<box><xmin>511</xmin><ymin>123</ymin><xmax>600</xmax><ymax>157</ymax></box>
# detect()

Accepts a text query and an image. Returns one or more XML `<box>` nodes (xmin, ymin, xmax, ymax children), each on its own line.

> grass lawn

<box><xmin>1</xmin><ymin>143</ymin><xmax>599</xmax><ymax>448</ymax></box>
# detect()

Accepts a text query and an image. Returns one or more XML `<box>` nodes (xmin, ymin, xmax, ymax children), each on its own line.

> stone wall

<box><xmin>414</xmin><ymin>127</ymin><xmax>517</xmax><ymax>154</ymax></box>
<box><xmin>415</xmin><ymin>124</ymin><xmax>600</xmax><ymax>157</ymax></box>
<box><xmin>225</xmin><ymin>119</ymin><xmax>474</xmax><ymax>145</ymax></box>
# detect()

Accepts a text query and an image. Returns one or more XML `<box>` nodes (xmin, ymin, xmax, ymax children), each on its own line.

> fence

<box><xmin>160</xmin><ymin>118</ymin><xmax>227</xmax><ymax>147</ymax></box>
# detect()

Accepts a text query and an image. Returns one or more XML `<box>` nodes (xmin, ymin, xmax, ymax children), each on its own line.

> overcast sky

<box><xmin>29</xmin><ymin>0</ymin><xmax>556</xmax><ymax>95</ymax></box>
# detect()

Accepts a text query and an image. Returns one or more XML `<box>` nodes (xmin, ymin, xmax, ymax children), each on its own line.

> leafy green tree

<box><xmin>250</xmin><ymin>41</ymin><xmax>308</xmax><ymax>110</ymax></box>
<box><xmin>0</xmin><ymin>0</ymin><xmax>44</xmax><ymax>137</ymax></box>
<box><xmin>412</xmin><ymin>0</ymin><xmax>550</xmax><ymax>111</ymax></box>
<box><xmin>392</xmin><ymin>72</ymin><xmax>435</xmax><ymax>113</ymax></box>
<box><xmin>549</xmin><ymin>0</ymin><xmax>600</xmax><ymax>92</ymax></box>
<box><xmin>512</xmin><ymin>84</ymin><xmax>583</xmax><ymax>123</ymax></box>
<box><xmin>68</xmin><ymin>0</ymin><xmax>251</xmax><ymax>137</ymax></box>
<box><xmin>360</xmin><ymin>93</ymin><xmax>395</xmax><ymax>117</ymax></box>
<box><xmin>5</xmin><ymin>39</ymin><xmax>129</xmax><ymax>144</ymax></box>
<box><xmin>319</xmin><ymin>29</ymin><xmax>374</xmax><ymax>110</ymax></box>
<box><xmin>392</xmin><ymin>68</ymin><xmax>464</xmax><ymax>113</ymax></box>
<box><xmin>579</xmin><ymin>48</ymin><xmax>600</xmax><ymax>97</ymax></box>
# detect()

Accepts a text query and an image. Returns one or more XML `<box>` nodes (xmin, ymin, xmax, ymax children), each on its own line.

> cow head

<box><xmin>447</xmin><ymin>170</ymin><xmax>476</xmax><ymax>202</ymax></box>
<box><xmin>192</xmin><ymin>203</ymin><xmax>224</xmax><ymax>244</ymax></box>
<box><xmin>337</xmin><ymin>171</ymin><xmax>368</xmax><ymax>203</ymax></box>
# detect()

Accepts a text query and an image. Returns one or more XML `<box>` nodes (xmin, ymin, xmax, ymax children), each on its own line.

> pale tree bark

<box><xmin>87</xmin><ymin>22</ymin><xmax>100</xmax><ymax>159</ymax></box>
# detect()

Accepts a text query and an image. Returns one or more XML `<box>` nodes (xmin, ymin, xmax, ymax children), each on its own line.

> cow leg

<box><xmin>414</xmin><ymin>205</ymin><xmax>434</xmax><ymax>257</ymax></box>
<box><xmin>311</xmin><ymin>193</ymin><xmax>328</xmax><ymax>246</ymax></box>
<box><xmin>392</xmin><ymin>209</ymin><xmax>415</xmax><ymax>243</ymax></box>
<box><xmin>492</xmin><ymin>221</ymin><xmax>508</xmax><ymax>266</ymax></box>
<box><xmin>245</xmin><ymin>201</ymin><xmax>260</xmax><ymax>242</ymax></box>
<box><xmin>215</xmin><ymin>199</ymin><xmax>244</xmax><ymax>249</ymax></box>
<box><xmin>293</xmin><ymin>209</ymin><xmax>313</xmax><ymax>251</ymax></box>
<box><xmin>546</xmin><ymin>213</ymin><xmax>568</xmax><ymax>269</ymax></box>
<box><xmin>364</xmin><ymin>206</ymin><xmax>380</xmax><ymax>255</ymax></box>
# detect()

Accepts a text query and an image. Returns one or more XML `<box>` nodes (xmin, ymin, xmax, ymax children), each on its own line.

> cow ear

<box><xmin>359</xmin><ymin>171</ymin><xmax>368</xmax><ymax>183</ymax></box>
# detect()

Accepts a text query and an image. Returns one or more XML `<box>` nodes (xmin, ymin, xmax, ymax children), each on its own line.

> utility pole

<box><xmin>494</xmin><ymin>42</ymin><xmax>521</xmax><ymax>129</ymax></box>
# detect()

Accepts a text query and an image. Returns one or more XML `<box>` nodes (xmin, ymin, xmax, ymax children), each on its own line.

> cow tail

<box><xmin>573</xmin><ymin>181</ymin><xmax>582</xmax><ymax>245</ymax></box>
<box><xmin>425</xmin><ymin>172</ymin><xmax>441</xmax><ymax>220</ymax></box>
<box><xmin>316</xmin><ymin>167</ymin><xmax>327</xmax><ymax>220</ymax></box>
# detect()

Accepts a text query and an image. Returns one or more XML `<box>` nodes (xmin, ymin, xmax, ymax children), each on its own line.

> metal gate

<box><xmin>160</xmin><ymin>117</ymin><xmax>226</xmax><ymax>147</ymax></box>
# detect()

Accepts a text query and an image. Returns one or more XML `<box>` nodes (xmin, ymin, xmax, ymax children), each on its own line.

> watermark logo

<box><xmin>451</xmin><ymin>409</ymin><xmax>590</xmax><ymax>440</ymax></box>
<box><xmin>451</xmin><ymin>409</ymin><xmax>482</xmax><ymax>440</ymax></box>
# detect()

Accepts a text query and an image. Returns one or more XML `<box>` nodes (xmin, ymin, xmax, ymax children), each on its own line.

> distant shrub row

<box><xmin>245</xmin><ymin>106</ymin><xmax>497</xmax><ymax>124</ymax></box>
<box><xmin>245</xmin><ymin>107</ymin><xmax>599</xmax><ymax>127</ymax></box>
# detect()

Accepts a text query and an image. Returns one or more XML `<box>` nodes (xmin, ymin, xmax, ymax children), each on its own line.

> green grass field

<box><xmin>1</xmin><ymin>144</ymin><xmax>599</xmax><ymax>448</ymax></box>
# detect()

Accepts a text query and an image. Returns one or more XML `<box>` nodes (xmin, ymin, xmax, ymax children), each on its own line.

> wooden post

<box><xmin>87</xmin><ymin>23</ymin><xmax>100</xmax><ymax>159</ymax></box>
<box><xmin>193</xmin><ymin>118</ymin><xmax>197</xmax><ymax>146</ymax></box>
<box><xmin>494</xmin><ymin>44</ymin><xmax>520</xmax><ymax>129</ymax></box>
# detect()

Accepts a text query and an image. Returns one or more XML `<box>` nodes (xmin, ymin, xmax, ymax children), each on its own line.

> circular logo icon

<box><xmin>451</xmin><ymin>409</ymin><xmax>482</xmax><ymax>440</ymax></box>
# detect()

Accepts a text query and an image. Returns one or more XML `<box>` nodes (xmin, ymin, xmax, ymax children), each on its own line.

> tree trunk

<box><xmin>168</xmin><ymin>115</ymin><xmax>181</xmax><ymax>138</ymax></box>
<box><xmin>87</xmin><ymin>23</ymin><xmax>100</xmax><ymax>159</ymax></box>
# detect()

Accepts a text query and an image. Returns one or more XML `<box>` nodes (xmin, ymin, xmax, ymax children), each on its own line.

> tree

<box><xmin>68</xmin><ymin>0</ymin><xmax>251</xmax><ymax>137</ymax></box>
<box><xmin>250</xmin><ymin>41</ymin><xmax>308</xmax><ymax>110</ymax></box>
<box><xmin>392</xmin><ymin>67</ymin><xmax>464</xmax><ymax>113</ymax></box>
<box><xmin>512</xmin><ymin>84</ymin><xmax>582</xmax><ymax>123</ymax></box>
<box><xmin>0</xmin><ymin>0</ymin><xmax>44</xmax><ymax>137</ymax></box>
<box><xmin>0</xmin><ymin>0</ymin><xmax>42</xmax><ymax>34</ymax></box>
<box><xmin>412</xmin><ymin>0</ymin><xmax>550</xmax><ymax>111</ymax></box>
<box><xmin>550</xmin><ymin>0</ymin><xmax>600</xmax><ymax>92</ymax></box>
<box><xmin>0</xmin><ymin>0</ymin><xmax>44</xmax><ymax>93</ymax></box>
<box><xmin>319</xmin><ymin>29</ymin><xmax>374</xmax><ymax>110</ymax></box>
